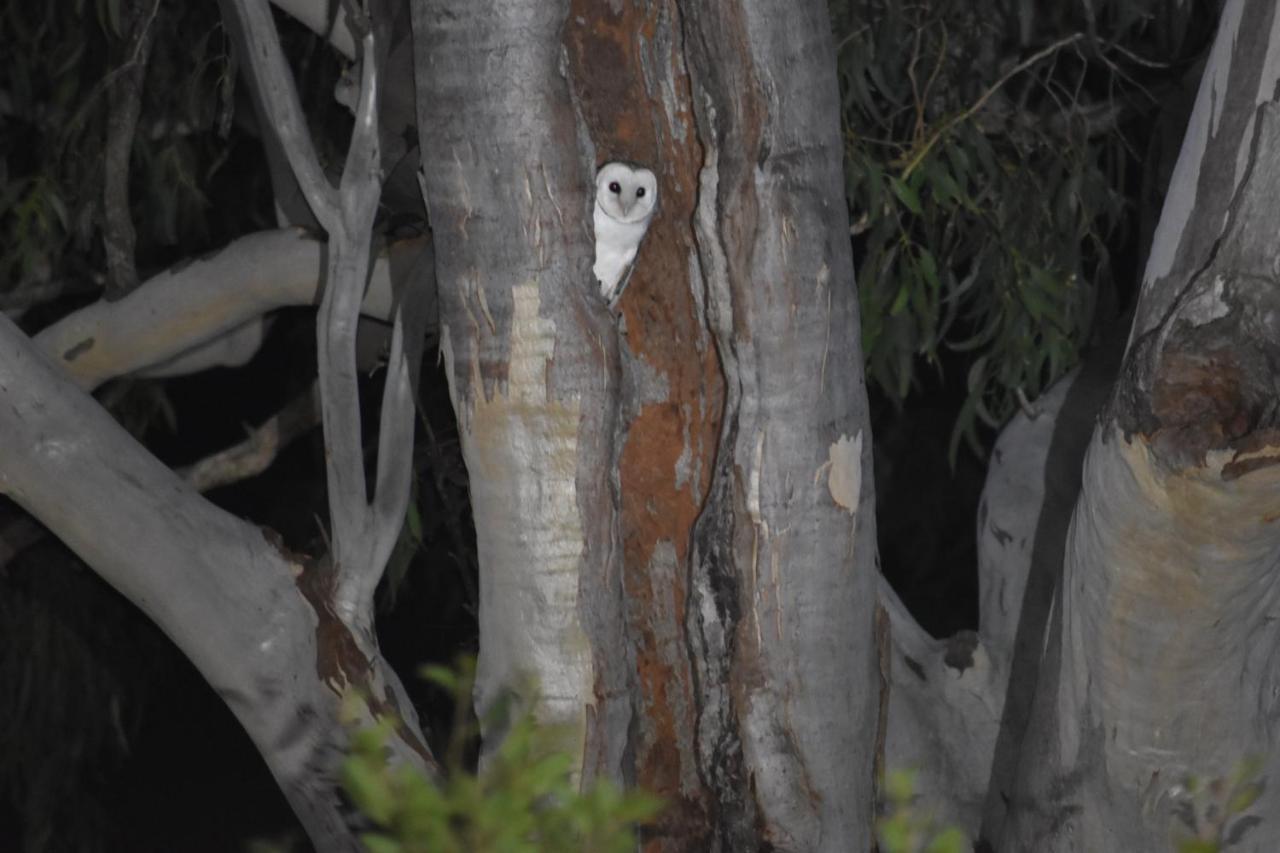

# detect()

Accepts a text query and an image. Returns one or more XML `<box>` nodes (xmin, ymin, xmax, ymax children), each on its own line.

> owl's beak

<box><xmin>620</xmin><ymin>199</ymin><xmax>635</xmax><ymax>217</ymax></box>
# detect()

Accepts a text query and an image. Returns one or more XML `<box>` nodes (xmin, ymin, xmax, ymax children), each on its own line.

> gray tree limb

<box><xmin>0</xmin><ymin>313</ymin><xmax>371</xmax><ymax>851</ymax></box>
<box><xmin>32</xmin><ymin>228</ymin><xmax>431</xmax><ymax>391</ymax></box>
<box><xmin>101</xmin><ymin>0</ymin><xmax>159</xmax><ymax>299</ymax></box>
<box><xmin>224</xmin><ymin>0</ymin><xmax>417</xmax><ymax>632</ymax></box>
<box><xmin>270</xmin><ymin>0</ymin><xmax>356</xmax><ymax>58</ymax></box>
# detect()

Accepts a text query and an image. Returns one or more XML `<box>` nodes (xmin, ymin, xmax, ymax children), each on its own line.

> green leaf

<box><xmin>105</xmin><ymin>0</ymin><xmax>122</xmax><ymax>37</ymax></box>
<box><xmin>341</xmin><ymin>756</ymin><xmax>397</xmax><ymax>826</ymax></box>
<box><xmin>1228</xmin><ymin>780</ymin><xmax>1263</xmax><ymax>815</ymax></box>
<box><xmin>361</xmin><ymin>833</ymin><xmax>403</xmax><ymax>853</ymax></box>
<box><xmin>926</xmin><ymin>827</ymin><xmax>969</xmax><ymax>853</ymax></box>
<box><xmin>1176</xmin><ymin>840</ymin><xmax>1219</xmax><ymax>853</ymax></box>
<box><xmin>884</xmin><ymin>768</ymin><xmax>917</xmax><ymax>803</ymax></box>
<box><xmin>421</xmin><ymin>665</ymin><xmax>459</xmax><ymax>693</ymax></box>
<box><xmin>889</xmin><ymin>176</ymin><xmax>923</xmax><ymax>215</ymax></box>
<box><xmin>917</xmin><ymin>250</ymin><xmax>939</xmax><ymax>291</ymax></box>
<box><xmin>889</xmin><ymin>281</ymin><xmax>912</xmax><ymax>317</ymax></box>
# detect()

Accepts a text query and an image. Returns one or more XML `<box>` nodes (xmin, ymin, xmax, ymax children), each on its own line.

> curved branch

<box><xmin>102</xmin><ymin>0</ymin><xmax>160</xmax><ymax>298</ymax></box>
<box><xmin>32</xmin><ymin>229</ymin><xmax>432</xmax><ymax>391</ymax></box>
<box><xmin>0</xmin><ymin>312</ymin><xmax>360</xmax><ymax>849</ymax></box>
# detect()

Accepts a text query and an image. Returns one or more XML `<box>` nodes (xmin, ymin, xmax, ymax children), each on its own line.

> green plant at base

<box><xmin>1170</xmin><ymin>757</ymin><xmax>1265</xmax><ymax>853</ymax></box>
<box><xmin>341</xmin><ymin>659</ymin><xmax>663</xmax><ymax>853</ymax></box>
<box><xmin>877</xmin><ymin>769</ymin><xmax>968</xmax><ymax>853</ymax></box>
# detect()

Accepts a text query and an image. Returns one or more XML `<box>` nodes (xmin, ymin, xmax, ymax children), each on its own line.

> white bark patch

<box><xmin>826</xmin><ymin>432</ymin><xmax>863</xmax><ymax>515</ymax></box>
<box><xmin>1177</xmin><ymin>274</ymin><xmax>1231</xmax><ymax>326</ymax></box>
<box><xmin>441</xmin><ymin>284</ymin><xmax>591</xmax><ymax>760</ymax></box>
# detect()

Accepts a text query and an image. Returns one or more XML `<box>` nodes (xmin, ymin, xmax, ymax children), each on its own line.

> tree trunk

<box><xmin>413</xmin><ymin>1</ymin><xmax>877</xmax><ymax>849</ymax></box>
<box><xmin>995</xmin><ymin>1</ymin><xmax>1280</xmax><ymax>848</ymax></box>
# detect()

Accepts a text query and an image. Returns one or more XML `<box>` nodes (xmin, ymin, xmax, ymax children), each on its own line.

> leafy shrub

<box><xmin>1170</xmin><ymin>758</ymin><xmax>1265</xmax><ymax>853</ymax></box>
<box><xmin>341</xmin><ymin>660</ymin><xmax>663</xmax><ymax>853</ymax></box>
<box><xmin>877</xmin><ymin>768</ymin><xmax>968</xmax><ymax>853</ymax></box>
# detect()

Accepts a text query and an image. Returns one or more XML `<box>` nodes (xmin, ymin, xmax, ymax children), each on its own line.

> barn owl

<box><xmin>593</xmin><ymin>162</ymin><xmax>657</xmax><ymax>303</ymax></box>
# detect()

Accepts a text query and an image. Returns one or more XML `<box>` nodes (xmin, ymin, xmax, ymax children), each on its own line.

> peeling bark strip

<box><xmin>564</xmin><ymin>5</ymin><xmax>721</xmax><ymax>846</ymax></box>
<box><xmin>412</xmin><ymin>0</ymin><xmax>631</xmax><ymax>778</ymax></box>
<box><xmin>682</xmin><ymin>1</ymin><xmax>878</xmax><ymax>849</ymax></box>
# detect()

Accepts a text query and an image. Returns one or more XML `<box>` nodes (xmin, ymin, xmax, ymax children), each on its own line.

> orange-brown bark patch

<box><xmin>566</xmin><ymin>4</ymin><xmax>721</xmax><ymax>848</ymax></box>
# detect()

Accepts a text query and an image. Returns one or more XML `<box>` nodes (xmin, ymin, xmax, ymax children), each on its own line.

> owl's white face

<box><xmin>595</xmin><ymin>162</ymin><xmax>658</xmax><ymax>224</ymax></box>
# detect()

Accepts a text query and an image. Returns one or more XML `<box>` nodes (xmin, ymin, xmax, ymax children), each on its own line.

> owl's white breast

<box><xmin>593</xmin><ymin>200</ymin><xmax>652</xmax><ymax>296</ymax></box>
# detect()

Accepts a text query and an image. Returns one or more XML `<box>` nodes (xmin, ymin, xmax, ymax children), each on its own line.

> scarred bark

<box><xmin>681</xmin><ymin>3</ymin><xmax>878</xmax><ymax>847</ymax></box>
<box><xmin>562</xmin><ymin>5</ymin><xmax>721</xmax><ymax>845</ymax></box>
<box><xmin>412</xmin><ymin>0</ymin><xmax>631</xmax><ymax>780</ymax></box>
<box><xmin>996</xmin><ymin>2</ymin><xmax>1280</xmax><ymax>848</ymax></box>
<box><xmin>413</xmin><ymin>2</ymin><xmax>876</xmax><ymax>850</ymax></box>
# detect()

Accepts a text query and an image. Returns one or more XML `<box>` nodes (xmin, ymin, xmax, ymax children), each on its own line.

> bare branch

<box><xmin>363</xmin><ymin>247</ymin><xmax>433</xmax><ymax>611</ymax></box>
<box><xmin>269</xmin><ymin>0</ymin><xmax>356</xmax><ymax>58</ymax></box>
<box><xmin>0</xmin><ymin>311</ymin><xmax>355</xmax><ymax>846</ymax></box>
<box><xmin>225</xmin><ymin>0</ymin><xmax>398</xmax><ymax>628</ymax></box>
<box><xmin>33</xmin><ymin>229</ymin><xmax>431</xmax><ymax>391</ymax></box>
<box><xmin>179</xmin><ymin>382</ymin><xmax>320</xmax><ymax>492</ymax></box>
<box><xmin>898</xmin><ymin>32</ymin><xmax>1086</xmax><ymax>180</ymax></box>
<box><xmin>317</xmin><ymin>21</ymin><xmax>385</xmax><ymax>622</ymax></box>
<box><xmin>220</xmin><ymin>0</ymin><xmax>340</xmax><ymax>227</ymax></box>
<box><xmin>102</xmin><ymin>0</ymin><xmax>161</xmax><ymax>299</ymax></box>
<box><xmin>137</xmin><ymin>317</ymin><xmax>270</xmax><ymax>378</ymax></box>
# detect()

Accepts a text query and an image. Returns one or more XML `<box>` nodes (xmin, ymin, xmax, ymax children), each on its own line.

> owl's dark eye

<box><xmin>636</xmin><ymin>187</ymin><xmax>646</xmax><ymax>198</ymax></box>
<box><xmin>609</xmin><ymin>181</ymin><xmax>621</xmax><ymax>194</ymax></box>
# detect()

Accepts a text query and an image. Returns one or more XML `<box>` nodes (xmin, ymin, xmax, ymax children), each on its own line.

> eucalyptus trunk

<box><xmin>988</xmin><ymin>1</ymin><xmax>1280</xmax><ymax>848</ymax></box>
<box><xmin>412</xmin><ymin>1</ymin><xmax>878</xmax><ymax>849</ymax></box>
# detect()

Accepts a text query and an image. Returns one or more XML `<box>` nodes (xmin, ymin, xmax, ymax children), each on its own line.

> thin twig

<box><xmin>898</xmin><ymin>32</ymin><xmax>1086</xmax><ymax>180</ymax></box>
<box><xmin>180</xmin><ymin>382</ymin><xmax>321</xmax><ymax>492</ymax></box>
<box><xmin>102</xmin><ymin>0</ymin><xmax>160</xmax><ymax>298</ymax></box>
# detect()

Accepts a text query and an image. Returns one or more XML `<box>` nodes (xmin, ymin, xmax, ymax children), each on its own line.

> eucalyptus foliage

<box><xmin>0</xmin><ymin>0</ymin><xmax>339</xmax><ymax>310</ymax></box>
<box><xmin>831</xmin><ymin>0</ymin><xmax>1208</xmax><ymax>456</ymax></box>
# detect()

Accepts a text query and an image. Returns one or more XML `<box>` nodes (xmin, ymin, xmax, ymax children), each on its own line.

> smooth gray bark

<box><xmin>412</xmin><ymin>3</ymin><xmax>880</xmax><ymax>845</ymax></box>
<box><xmin>0</xmin><ymin>314</ymin><xmax>365</xmax><ymax>850</ymax></box>
<box><xmin>224</xmin><ymin>0</ymin><xmax>422</xmax><ymax>641</ymax></box>
<box><xmin>33</xmin><ymin>228</ymin><xmax>430</xmax><ymax>390</ymax></box>
<box><xmin>998</xmin><ymin>1</ymin><xmax>1280</xmax><ymax>848</ymax></box>
<box><xmin>681</xmin><ymin>3</ymin><xmax>878</xmax><ymax>848</ymax></box>
<box><xmin>414</xmin><ymin>1</ymin><xmax>877</xmax><ymax>849</ymax></box>
<box><xmin>412</xmin><ymin>0</ymin><xmax>629</xmax><ymax>776</ymax></box>
<box><xmin>3</xmin><ymin>3</ymin><xmax>438</xmax><ymax>846</ymax></box>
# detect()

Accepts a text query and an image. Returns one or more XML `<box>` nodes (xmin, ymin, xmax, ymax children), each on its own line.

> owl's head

<box><xmin>595</xmin><ymin>162</ymin><xmax>658</xmax><ymax>224</ymax></box>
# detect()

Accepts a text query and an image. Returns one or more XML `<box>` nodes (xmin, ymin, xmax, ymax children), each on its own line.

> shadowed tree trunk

<box><xmin>985</xmin><ymin>0</ymin><xmax>1280</xmax><ymax>848</ymax></box>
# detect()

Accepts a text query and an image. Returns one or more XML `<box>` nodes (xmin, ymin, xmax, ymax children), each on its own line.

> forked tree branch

<box><xmin>222</xmin><ymin>0</ymin><xmax>340</xmax><ymax>229</ymax></box>
<box><xmin>223</xmin><ymin>0</ymin><xmax>422</xmax><ymax>633</ymax></box>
